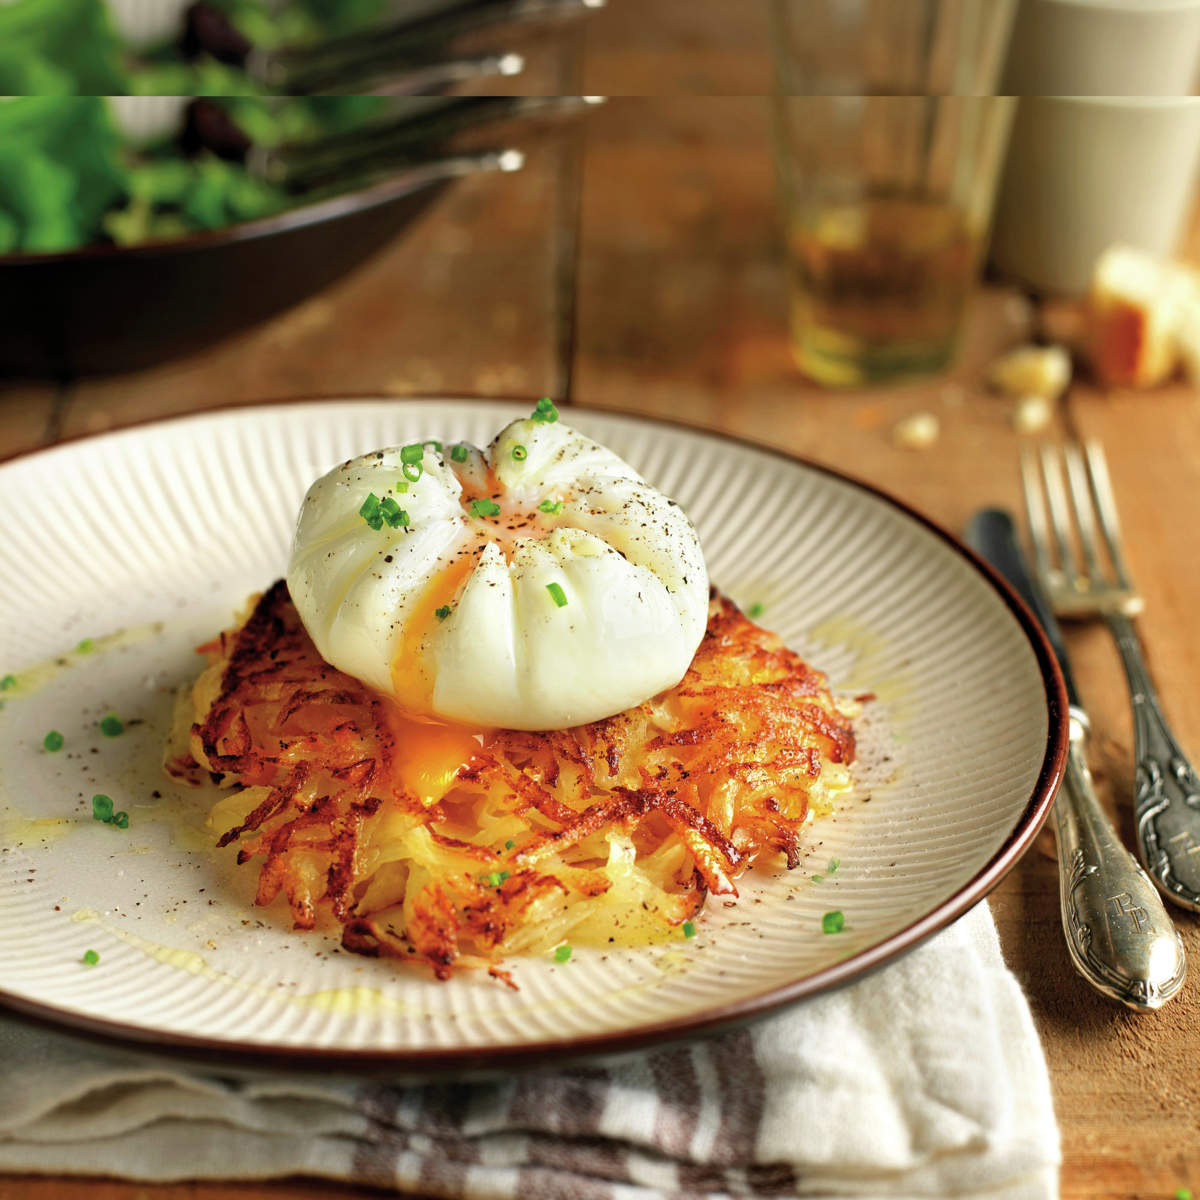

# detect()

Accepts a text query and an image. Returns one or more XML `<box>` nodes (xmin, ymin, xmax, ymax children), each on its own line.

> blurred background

<box><xmin>0</xmin><ymin>0</ymin><xmax>1198</xmax><ymax>503</ymax></box>
<box><xmin>4</xmin><ymin>6</ymin><xmax>1200</xmax><ymax>1198</ymax></box>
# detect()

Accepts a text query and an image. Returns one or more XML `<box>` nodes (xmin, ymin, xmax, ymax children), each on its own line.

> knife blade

<box><xmin>966</xmin><ymin>506</ymin><xmax>1186</xmax><ymax>1011</ymax></box>
<box><xmin>965</xmin><ymin>507</ymin><xmax>1083</xmax><ymax>710</ymax></box>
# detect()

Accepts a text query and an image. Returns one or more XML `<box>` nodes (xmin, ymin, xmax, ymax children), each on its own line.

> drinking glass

<box><xmin>770</xmin><ymin>0</ymin><xmax>1016</xmax><ymax>386</ymax></box>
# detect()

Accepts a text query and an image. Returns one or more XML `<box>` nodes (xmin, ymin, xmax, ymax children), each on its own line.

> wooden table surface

<box><xmin>2</xmin><ymin>7</ymin><xmax>1199</xmax><ymax>1199</ymax></box>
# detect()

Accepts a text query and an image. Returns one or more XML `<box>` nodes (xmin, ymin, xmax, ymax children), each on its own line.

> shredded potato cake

<box><xmin>168</xmin><ymin>581</ymin><xmax>856</xmax><ymax>982</ymax></box>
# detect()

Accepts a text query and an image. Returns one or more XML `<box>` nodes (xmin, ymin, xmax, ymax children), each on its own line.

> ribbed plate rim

<box><xmin>0</xmin><ymin>396</ymin><xmax>1069</xmax><ymax>1072</ymax></box>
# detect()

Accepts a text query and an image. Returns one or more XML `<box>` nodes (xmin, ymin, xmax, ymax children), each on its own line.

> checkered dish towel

<box><xmin>0</xmin><ymin>902</ymin><xmax>1057</xmax><ymax>1199</ymax></box>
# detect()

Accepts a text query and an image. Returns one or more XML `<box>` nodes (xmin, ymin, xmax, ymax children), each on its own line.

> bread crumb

<box><xmin>891</xmin><ymin>412</ymin><xmax>940</xmax><ymax>450</ymax></box>
<box><xmin>987</xmin><ymin>344</ymin><xmax>1071</xmax><ymax>401</ymax></box>
<box><xmin>1013</xmin><ymin>394</ymin><xmax>1052</xmax><ymax>434</ymax></box>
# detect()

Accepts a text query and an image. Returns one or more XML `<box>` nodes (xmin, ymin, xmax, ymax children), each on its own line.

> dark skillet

<box><xmin>0</xmin><ymin>170</ymin><xmax>448</xmax><ymax>378</ymax></box>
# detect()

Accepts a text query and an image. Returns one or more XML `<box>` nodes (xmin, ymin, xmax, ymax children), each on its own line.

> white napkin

<box><xmin>0</xmin><ymin>902</ymin><xmax>1058</xmax><ymax>1199</ymax></box>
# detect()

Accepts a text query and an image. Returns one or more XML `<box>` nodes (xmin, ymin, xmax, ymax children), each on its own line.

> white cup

<box><xmin>990</xmin><ymin>0</ymin><xmax>1200</xmax><ymax>295</ymax></box>
<box><xmin>990</xmin><ymin>97</ymin><xmax>1200</xmax><ymax>295</ymax></box>
<box><xmin>1002</xmin><ymin>0</ymin><xmax>1200</xmax><ymax>96</ymax></box>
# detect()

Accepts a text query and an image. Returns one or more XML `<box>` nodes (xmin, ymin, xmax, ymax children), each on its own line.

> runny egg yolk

<box><xmin>386</xmin><ymin>526</ymin><xmax>498</xmax><ymax>806</ymax></box>
<box><xmin>388</xmin><ymin>547</ymin><xmax>479</xmax><ymax>715</ymax></box>
<box><xmin>384</xmin><ymin>707</ymin><xmax>491</xmax><ymax>808</ymax></box>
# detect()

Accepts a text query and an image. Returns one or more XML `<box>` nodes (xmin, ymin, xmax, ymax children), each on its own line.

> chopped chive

<box><xmin>538</xmin><ymin>499</ymin><xmax>563</xmax><ymax>515</ymax></box>
<box><xmin>76</xmin><ymin>638</ymin><xmax>95</xmax><ymax>654</ymax></box>
<box><xmin>554</xmin><ymin>944</ymin><xmax>572</xmax><ymax>963</ymax></box>
<box><xmin>399</xmin><ymin>443</ymin><xmax>424</xmax><ymax>465</ymax></box>
<box><xmin>531</xmin><ymin>397</ymin><xmax>559</xmax><ymax>424</ymax></box>
<box><xmin>99</xmin><ymin>714</ymin><xmax>124</xmax><ymax>738</ymax></box>
<box><xmin>81</xmin><ymin>949</ymin><xmax>99</xmax><ymax>966</ymax></box>
<box><xmin>682</xmin><ymin>920</ymin><xmax>697</xmax><ymax>938</ymax></box>
<box><xmin>112</xmin><ymin>811</ymin><xmax>129</xmax><ymax>829</ymax></box>
<box><xmin>504</xmin><ymin>839</ymin><xmax>515</xmax><ymax>849</ymax></box>
<box><xmin>470</xmin><ymin>498</ymin><xmax>501</xmax><ymax>518</ymax></box>
<box><xmin>423</xmin><ymin>440</ymin><xmax>443</xmax><ymax>454</ymax></box>
<box><xmin>91</xmin><ymin>794</ymin><xmax>114</xmax><ymax>822</ymax></box>
<box><xmin>379</xmin><ymin>497</ymin><xmax>410</xmax><ymax>528</ymax></box>
<box><xmin>811</xmin><ymin>874</ymin><xmax>824</xmax><ymax>884</ymax></box>
<box><xmin>512</xmin><ymin>444</ymin><xmax>528</xmax><ymax>461</ymax></box>
<box><xmin>435</xmin><ymin>605</ymin><xmax>452</xmax><ymax>620</ymax></box>
<box><xmin>746</xmin><ymin>602</ymin><xmax>765</xmax><ymax>619</ymax></box>
<box><xmin>394</xmin><ymin>480</ymin><xmax>409</xmax><ymax>493</ymax></box>
<box><xmin>486</xmin><ymin>872</ymin><xmax>503</xmax><ymax>887</ymax></box>
<box><xmin>1174</xmin><ymin>1189</ymin><xmax>1193</xmax><ymax>1200</ymax></box>
<box><xmin>450</xmin><ymin>444</ymin><xmax>469</xmax><ymax>463</ymax></box>
<box><xmin>0</xmin><ymin>674</ymin><xmax>16</xmax><ymax>690</ymax></box>
<box><xmin>359</xmin><ymin>493</ymin><xmax>383</xmax><ymax>529</ymax></box>
<box><xmin>828</xmin><ymin>857</ymin><xmax>841</xmax><ymax>873</ymax></box>
<box><xmin>402</xmin><ymin>461</ymin><xmax>423</xmax><ymax>483</ymax></box>
<box><xmin>42</xmin><ymin>730</ymin><xmax>64</xmax><ymax>752</ymax></box>
<box><xmin>546</xmin><ymin>582</ymin><xmax>568</xmax><ymax>608</ymax></box>
<box><xmin>822</xmin><ymin>910</ymin><xmax>845</xmax><ymax>934</ymax></box>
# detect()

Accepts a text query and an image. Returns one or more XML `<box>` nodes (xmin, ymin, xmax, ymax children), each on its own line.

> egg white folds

<box><xmin>286</xmin><ymin>415</ymin><xmax>709</xmax><ymax>729</ymax></box>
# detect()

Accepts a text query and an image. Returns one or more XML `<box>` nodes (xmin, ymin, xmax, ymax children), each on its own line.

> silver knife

<box><xmin>967</xmin><ymin>508</ymin><xmax>1186</xmax><ymax>1011</ymax></box>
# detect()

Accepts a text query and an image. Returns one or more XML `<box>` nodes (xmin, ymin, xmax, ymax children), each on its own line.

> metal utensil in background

<box><xmin>240</xmin><ymin>95</ymin><xmax>602</xmax><ymax>194</ymax></box>
<box><xmin>966</xmin><ymin>508</ymin><xmax>1186</xmax><ymax>1011</ymax></box>
<box><xmin>1022</xmin><ymin>442</ymin><xmax>1200</xmax><ymax>912</ymax></box>
<box><xmin>183</xmin><ymin>0</ymin><xmax>603</xmax><ymax>93</ymax></box>
<box><xmin>177</xmin><ymin>95</ymin><xmax>601</xmax><ymax>200</ymax></box>
<box><xmin>103</xmin><ymin>0</ymin><xmax>604</xmax><ymax>94</ymax></box>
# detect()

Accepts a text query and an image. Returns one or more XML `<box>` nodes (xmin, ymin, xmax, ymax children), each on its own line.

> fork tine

<box><xmin>1082</xmin><ymin>441</ymin><xmax>1136</xmax><ymax>590</ymax></box>
<box><xmin>1019</xmin><ymin>447</ymin><xmax>1057</xmax><ymax>586</ymax></box>
<box><xmin>1038</xmin><ymin>444</ymin><xmax>1078</xmax><ymax>581</ymax></box>
<box><xmin>1064</xmin><ymin>443</ymin><xmax>1105</xmax><ymax>584</ymax></box>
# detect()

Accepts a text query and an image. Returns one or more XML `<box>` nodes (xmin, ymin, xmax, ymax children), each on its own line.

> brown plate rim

<box><xmin>0</xmin><ymin>395</ymin><xmax>1069</xmax><ymax>1072</ymax></box>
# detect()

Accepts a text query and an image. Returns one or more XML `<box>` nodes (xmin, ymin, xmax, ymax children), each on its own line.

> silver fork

<box><xmin>1022</xmin><ymin>442</ymin><xmax>1200</xmax><ymax>912</ymax></box>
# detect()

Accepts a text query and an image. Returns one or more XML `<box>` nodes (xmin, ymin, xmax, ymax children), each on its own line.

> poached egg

<box><xmin>286</xmin><ymin>406</ymin><xmax>709</xmax><ymax>734</ymax></box>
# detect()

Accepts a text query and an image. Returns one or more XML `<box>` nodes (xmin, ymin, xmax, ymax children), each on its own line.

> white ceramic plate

<box><xmin>0</xmin><ymin>400</ymin><xmax>1065</xmax><ymax>1067</ymax></box>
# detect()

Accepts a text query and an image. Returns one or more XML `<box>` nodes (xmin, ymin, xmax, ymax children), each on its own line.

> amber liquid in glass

<box><xmin>787</xmin><ymin>196</ymin><xmax>980</xmax><ymax>386</ymax></box>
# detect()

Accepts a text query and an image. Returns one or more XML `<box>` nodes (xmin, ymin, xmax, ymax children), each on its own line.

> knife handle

<box><xmin>1054</xmin><ymin>720</ymin><xmax>1187</xmax><ymax>1010</ymax></box>
<box><xmin>1105</xmin><ymin>611</ymin><xmax>1200</xmax><ymax>912</ymax></box>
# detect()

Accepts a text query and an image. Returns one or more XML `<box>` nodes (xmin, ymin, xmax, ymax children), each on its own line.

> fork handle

<box><xmin>1106</xmin><ymin>611</ymin><xmax>1200</xmax><ymax>911</ymax></box>
<box><xmin>1055</xmin><ymin>718</ymin><xmax>1187</xmax><ymax>1009</ymax></box>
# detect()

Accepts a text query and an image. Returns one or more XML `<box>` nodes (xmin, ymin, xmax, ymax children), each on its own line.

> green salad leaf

<box><xmin>0</xmin><ymin>0</ymin><xmax>128</xmax><ymax>94</ymax></box>
<box><xmin>0</xmin><ymin>98</ymin><xmax>127</xmax><ymax>252</ymax></box>
<box><xmin>0</xmin><ymin>0</ymin><xmax>397</xmax><ymax>253</ymax></box>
